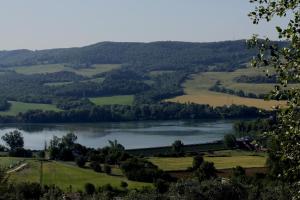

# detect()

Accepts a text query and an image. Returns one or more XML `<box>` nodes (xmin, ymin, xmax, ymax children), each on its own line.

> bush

<box><xmin>75</xmin><ymin>156</ymin><xmax>86</xmax><ymax>168</ymax></box>
<box><xmin>195</xmin><ymin>161</ymin><xmax>217</xmax><ymax>182</ymax></box>
<box><xmin>120</xmin><ymin>181</ymin><xmax>128</xmax><ymax>189</ymax></box>
<box><xmin>14</xmin><ymin>182</ymin><xmax>42</xmax><ymax>200</ymax></box>
<box><xmin>104</xmin><ymin>164</ymin><xmax>112</xmax><ymax>174</ymax></box>
<box><xmin>84</xmin><ymin>183</ymin><xmax>95</xmax><ymax>195</ymax></box>
<box><xmin>99</xmin><ymin>184</ymin><xmax>113</xmax><ymax>193</ymax></box>
<box><xmin>192</xmin><ymin>155</ymin><xmax>204</xmax><ymax>170</ymax></box>
<box><xmin>89</xmin><ymin>161</ymin><xmax>102</xmax><ymax>172</ymax></box>
<box><xmin>120</xmin><ymin>158</ymin><xmax>167</xmax><ymax>182</ymax></box>
<box><xmin>155</xmin><ymin>179</ymin><xmax>169</xmax><ymax>193</ymax></box>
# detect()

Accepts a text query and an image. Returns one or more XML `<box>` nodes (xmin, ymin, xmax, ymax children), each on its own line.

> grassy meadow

<box><xmin>167</xmin><ymin>67</ymin><xmax>290</xmax><ymax>110</ymax></box>
<box><xmin>149</xmin><ymin>150</ymin><xmax>267</xmax><ymax>171</ymax></box>
<box><xmin>0</xmin><ymin>157</ymin><xmax>26</xmax><ymax>169</ymax></box>
<box><xmin>7</xmin><ymin>159</ymin><xmax>151</xmax><ymax>191</ymax></box>
<box><xmin>0</xmin><ymin>101</ymin><xmax>60</xmax><ymax>116</ymax></box>
<box><xmin>89</xmin><ymin>95</ymin><xmax>134</xmax><ymax>106</ymax></box>
<box><xmin>1</xmin><ymin>150</ymin><xmax>267</xmax><ymax>191</ymax></box>
<box><xmin>9</xmin><ymin>64</ymin><xmax>121</xmax><ymax>77</ymax></box>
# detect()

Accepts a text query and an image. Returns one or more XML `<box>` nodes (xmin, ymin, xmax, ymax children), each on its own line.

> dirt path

<box><xmin>6</xmin><ymin>163</ymin><xmax>28</xmax><ymax>174</ymax></box>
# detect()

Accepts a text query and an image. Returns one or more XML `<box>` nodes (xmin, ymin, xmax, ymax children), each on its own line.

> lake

<box><xmin>0</xmin><ymin>120</ymin><xmax>234</xmax><ymax>150</ymax></box>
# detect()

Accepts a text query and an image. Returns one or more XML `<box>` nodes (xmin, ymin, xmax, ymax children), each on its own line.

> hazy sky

<box><xmin>0</xmin><ymin>0</ymin><xmax>288</xmax><ymax>50</ymax></box>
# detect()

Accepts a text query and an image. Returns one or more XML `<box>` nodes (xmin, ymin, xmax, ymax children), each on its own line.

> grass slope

<box><xmin>0</xmin><ymin>101</ymin><xmax>60</xmax><ymax>116</ymax></box>
<box><xmin>10</xmin><ymin>64</ymin><xmax>121</xmax><ymax>77</ymax></box>
<box><xmin>0</xmin><ymin>157</ymin><xmax>25</xmax><ymax>169</ymax></box>
<box><xmin>9</xmin><ymin>159</ymin><xmax>151</xmax><ymax>191</ymax></box>
<box><xmin>90</xmin><ymin>95</ymin><xmax>134</xmax><ymax>106</ymax></box>
<box><xmin>167</xmin><ymin>67</ymin><xmax>289</xmax><ymax>110</ymax></box>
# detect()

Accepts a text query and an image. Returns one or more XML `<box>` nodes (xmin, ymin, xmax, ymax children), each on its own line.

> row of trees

<box><xmin>0</xmin><ymin>103</ymin><xmax>266</xmax><ymax>123</ymax></box>
<box><xmin>209</xmin><ymin>81</ymin><xmax>266</xmax><ymax>99</ymax></box>
<box><xmin>0</xmin><ymin>98</ymin><xmax>10</xmax><ymax>111</ymax></box>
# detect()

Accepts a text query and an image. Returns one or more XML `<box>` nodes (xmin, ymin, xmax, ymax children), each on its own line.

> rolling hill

<box><xmin>0</xmin><ymin>40</ymin><xmax>287</xmax><ymax>117</ymax></box>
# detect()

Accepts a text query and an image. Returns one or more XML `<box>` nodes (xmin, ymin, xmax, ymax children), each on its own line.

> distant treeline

<box><xmin>234</xmin><ymin>74</ymin><xmax>299</xmax><ymax>84</ymax></box>
<box><xmin>0</xmin><ymin>41</ymin><xmax>258</xmax><ymax>71</ymax></box>
<box><xmin>234</xmin><ymin>75</ymin><xmax>277</xmax><ymax>84</ymax></box>
<box><xmin>0</xmin><ymin>98</ymin><xmax>10</xmax><ymax>111</ymax></box>
<box><xmin>233</xmin><ymin>118</ymin><xmax>275</xmax><ymax>137</ymax></box>
<box><xmin>0</xmin><ymin>103</ymin><xmax>268</xmax><ymax>123</ymax></box>
<box><xmin>209</xmin><ymin>81</ymin><xmax>266</xmax><ymax>99</ymax></box>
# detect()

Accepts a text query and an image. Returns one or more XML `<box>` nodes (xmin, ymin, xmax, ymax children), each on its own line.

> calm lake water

<box><xmin>0</xmin><ymin>120</ymin><xmax>234</xmax><ymax>150</ymax></box>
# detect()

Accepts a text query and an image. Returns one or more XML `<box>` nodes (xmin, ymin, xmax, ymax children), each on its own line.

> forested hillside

<box><xmin>0</xmin><ymin>40</ymin><xmax>283</xmax><ymax>120</ymax></box>
<box><xmin>0</xmin><ymin>40</ymin><xmax>255</xmax><ymax>71</ymax></box>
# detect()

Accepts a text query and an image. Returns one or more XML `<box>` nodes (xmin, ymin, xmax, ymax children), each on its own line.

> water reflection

<box><xmin>0</xmin><ymin>120</ymin><xmax>234</xmax><ymax>150</ymax></box>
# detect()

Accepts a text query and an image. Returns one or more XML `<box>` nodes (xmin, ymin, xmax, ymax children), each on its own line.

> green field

<box><xmin>44</xmin><ymin>81</ymin><xmax>73</xmax><ymax>86</ymax></box>
<box><xmin>8</xmin><ymin>159</ymin><xmax>151</xmax><ymax>191</ymax></box>
<box><xmin>90</xmin><ymin>95</ymin><xmax>134</xmax><ymax>106</ymax></box>
<box><xmin>167</xmin><ymin>67</ymin><xmax>289</xmax><ymax>110</ymax></box>
<box><xmin>149</xmin><ymin>70</ymin><xmax>176</xmax><ymax>76</ymax></box>
<box><xmin>0</xmin><ymin>101</ymin><xmax>60</xmax><ymax>116</ymax></box>
<box><xmin>148</xmin><ymin>150</ymin><xmax>267</xmax><ymax>171</ymax></box>
<box><xmin>0</xmin><ymin>157</ymin><xmax>26</xmax><ymax>169</ymax></box>
<box><xmin>10</xmin><ymin>64</ymin><xmax>121</xmax><ymax>77</ymax></box>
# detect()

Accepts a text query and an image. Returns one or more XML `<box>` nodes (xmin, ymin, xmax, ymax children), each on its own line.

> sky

<box><xmin>0</xmin><ymin>0</ymin><xmax>288</xmax><ymax>50</ymax></box>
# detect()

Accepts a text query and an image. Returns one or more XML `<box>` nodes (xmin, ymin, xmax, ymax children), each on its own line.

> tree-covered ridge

<box><xmin>0</xmin><ymin>40</ymin><xmax>287</xmax><ymax>115</ymax></box>
<box><xmin>0</xmin><ymin>40</ymin><xmax>258</xmax><ymax>71</ymax></box>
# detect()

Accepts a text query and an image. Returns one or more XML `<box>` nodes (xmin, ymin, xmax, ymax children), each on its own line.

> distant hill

<box><xmin>0</xmin><ymin>40</ymin><xmax>256</xmax><ymax>72</ymax></box>
<box><xmin>0</xmin><ymin>40</ymin><xmax>287</xmax><ymax>116</ymax></box>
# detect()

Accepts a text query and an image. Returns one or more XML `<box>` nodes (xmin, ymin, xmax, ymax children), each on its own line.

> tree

<box><xmin>61</xmin><ymin>132</ymin><xmax>77</xmax><ymax>149</ymax></box>
<box><xmin>248</xmin><ymin>0</ymin><xmax>300</xmax><ymax>196</ymax></box>
<box><xmin>224</xmin><ymin>134</ymin><xmax>237</xmax><ymax>149</ymax></box>
<box><xmin>172</xmin><ymin>140</ymin><xmax>184</xmax><ymax>155</ymax></box>
<box><xmin>1</xmin><ymin>130</ymin><xmax>24</xmax><ymax>150</ymax></box>
<box><xmin>108</xmin><ymin>140</ymin><xmax>125</xmax><ymax>152</ymax></box>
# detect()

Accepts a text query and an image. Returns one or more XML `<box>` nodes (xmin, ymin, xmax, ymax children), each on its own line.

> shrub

<box><xmin>120</xmin><ymin>181</ymin><xmax>128</xmax><ymax>189</ymax></box>
<box><xmin>195</xmin><ymin>161</ymin><xmax>217</xmax><ymax>182</ymax></box>
<box><xmin>89</xmin><ymin>161</ymin><xmax>102</xmax><ymax>172</ymax></box>
<box><xmin>84</xmin><ymin>183</ymin><xmax>95</xmax><ymax>195</ymax></box>
<box><xmin>14</xmin><ymin>182</ymin><xmax>42</xmax><ymax>200</ymax></box>
<box><xmin>192</xmin><ymin>155</ymin><xmax>204</xmax><ymax>170</ymax></box>
<box><xmin>75</xmin><ymin>156</ymin><xmax>86</xmax><ymax>168</ymax></box>
<box><xmin>104</xmin><ymin>164</ymin><xmax>112</xmax><ymax>174</ymax></box>
<box><xmin>120</xmin><ymin>158</ymin><xmax>167</xmax><ymax>182</ymax></box>
<box><xmin>154</xmin><ymin>179</ymin><xmax>169</xmax><ymax>193</ymax></box>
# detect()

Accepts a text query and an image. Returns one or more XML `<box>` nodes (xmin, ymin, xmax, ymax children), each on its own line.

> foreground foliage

<box><xmin>248</xmin><ymin>0</ymin><xmax>300</xmax><ymax>198</ymax></box>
